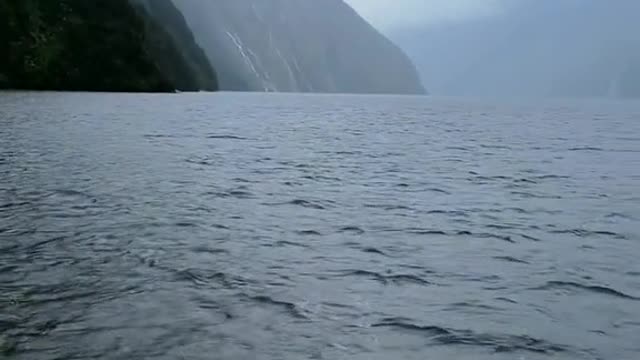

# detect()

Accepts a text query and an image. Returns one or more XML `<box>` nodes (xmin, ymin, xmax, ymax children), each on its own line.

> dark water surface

<box><xmin>1</xmin><ymin>92</ymin><xmax>639</xmax><ymax>359</ymax></box>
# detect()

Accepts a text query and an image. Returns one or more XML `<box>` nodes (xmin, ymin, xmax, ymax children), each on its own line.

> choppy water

<box><xmin>1</xmin><ymin>92</ymin><xmax>639</xmax><ymax>360</ymax></box>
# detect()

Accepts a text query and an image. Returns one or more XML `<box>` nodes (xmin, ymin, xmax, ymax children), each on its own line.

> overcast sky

<box><xmin>355</xmin><ymin>0</ymin><xmax>640</xmax><ymax>97</ymax></box>
<box><xmin>344</xmin><ymin>0</ymin><xmax>506</xmax><ymax>30</ymax></box>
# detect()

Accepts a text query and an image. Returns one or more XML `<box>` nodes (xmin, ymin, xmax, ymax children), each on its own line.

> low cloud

<box><xmin>344</xmin><ymin>0</ymin><xmax>505</xmax><ymax>30</ymax></box>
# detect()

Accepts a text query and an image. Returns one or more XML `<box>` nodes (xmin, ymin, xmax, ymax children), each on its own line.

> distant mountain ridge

<box><xmin>172</xmin><ymin>0</ymin><xmax>426</xmax><ymax>94</ymax></box>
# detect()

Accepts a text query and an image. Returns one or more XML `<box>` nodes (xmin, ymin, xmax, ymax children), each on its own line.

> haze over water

<box><xmin>1</xmin><ymin>92</ymin><xmax>639</xmax><ymax>359</ymax></box>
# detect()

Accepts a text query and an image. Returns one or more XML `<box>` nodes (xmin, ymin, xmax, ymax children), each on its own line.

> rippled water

<box><xmin>1</xmin><ymin>92</ymin><xmax>639</xmax><ymax>359</ymax></box>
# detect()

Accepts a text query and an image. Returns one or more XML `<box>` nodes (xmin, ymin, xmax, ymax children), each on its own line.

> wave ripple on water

<box><xmin>1</xmin><ymin>92</ymin><xmax>639</xmax><ymax>359</ymax></box>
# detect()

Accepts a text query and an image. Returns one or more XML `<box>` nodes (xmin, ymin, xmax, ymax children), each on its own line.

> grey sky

<box><xmin>344</xmin><ymin>0</ymin><xmax>505</xmax><ymax>30</ymax></box>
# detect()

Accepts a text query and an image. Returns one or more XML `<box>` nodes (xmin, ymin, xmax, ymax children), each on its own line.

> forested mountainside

<box><xmin>130</xmin><ymin>0</ymin><xmax>217</xmax><ymax>91</ymax></box>
<box><xmin>1</xmin><ymin>0</ymin><xmax>424</xmax><ymax>95</ymax></box>
<box><xmin>0</xmin><ymin>0</ymin><xmax>217</xmax><ymax>92</ymax></box>
<box><xmin>173</xmin><ymin>0</ymin><xmax>426</xmax><ymax>94</ymax></box>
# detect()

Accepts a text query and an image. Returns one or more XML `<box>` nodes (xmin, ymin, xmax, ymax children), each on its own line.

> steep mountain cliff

<box><xmin>172</xmin><ymin>0</ymin><xmax>425</xmax><ymax>94</ymax></box>
<box><xmin>131</xmin><ymin>0</ymin><xmax>217</xmax><ymax>91</ymax></box>
<box><xmin>0</xmin><ymin>0</ymin><xmax>217</xmax><ymax>92</ymax></box>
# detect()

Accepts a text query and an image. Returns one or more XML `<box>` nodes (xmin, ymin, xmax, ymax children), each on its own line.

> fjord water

<box><xmin>1</xmin><ymin>92</ymin><xmax>639</xmax><ymax>360</ymax></box>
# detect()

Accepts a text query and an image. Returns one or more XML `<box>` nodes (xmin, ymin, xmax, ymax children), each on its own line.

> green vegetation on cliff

<box><xmin>0</xmin><ymin>0</ymin><xmax>217</xmax><ymax>92</ymax></box>
<box><xmin>131</xmin><ymin>0</ymin><xmax>217</xmax><ymax>91</ymax></box>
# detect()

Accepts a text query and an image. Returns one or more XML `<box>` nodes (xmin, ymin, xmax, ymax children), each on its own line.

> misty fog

<box><xmin>350</xmin><ymin>0</ymin><xmax>640</xmax><ymax>98</ymax></box>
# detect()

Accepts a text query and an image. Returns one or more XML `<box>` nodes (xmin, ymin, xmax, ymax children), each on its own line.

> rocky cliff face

<box><xmin>172</xmin><ymin>0</ymin><xmax>425</xmax><ymax>94</ymax></box>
